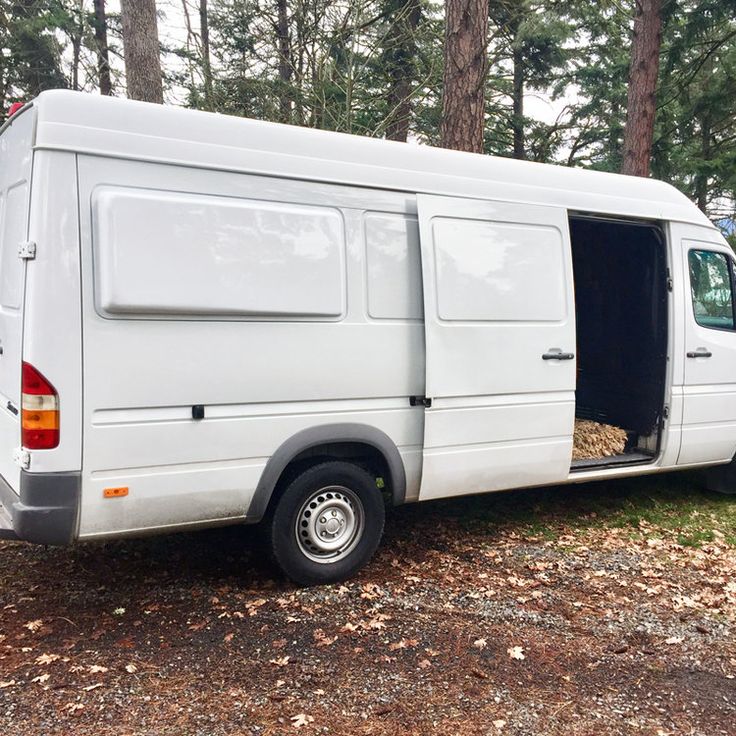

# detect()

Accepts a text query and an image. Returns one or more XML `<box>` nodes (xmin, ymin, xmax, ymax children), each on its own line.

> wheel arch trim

<box><xmin>246</xmin><ymin>423</ymin><xmax>407</xmax><ymax>522</ymax></box>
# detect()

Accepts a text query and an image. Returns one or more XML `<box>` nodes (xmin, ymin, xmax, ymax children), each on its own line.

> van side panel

<box><xmin>76</xmin><ymin>157</ymin><xmax>424</xmax><ymax>538</ymax></box>
<box><xmin>22</xmin><ymin>150</ymin><xmax>83</xmax><ymax>475</ymax></box>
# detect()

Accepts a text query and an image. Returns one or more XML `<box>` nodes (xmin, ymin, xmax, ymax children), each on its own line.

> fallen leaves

<box><xmin>245</xmin><ymin>599</ymin><xmax>268</xmax><ymax>617</ymax></box>
<box><xmin>313</xmin><ymin>629</ymin><xmax>337</xmax><ymax>647</ymax></box>
<box><xmin>359</xmin><ymin>583</ymin><xmax>382</xmax><ymax>601</ymax></box>
<box><xmin>473</xmin><ymin>638</ymin><xmax>487</xmax><ymax>650</ymax></box>
<box><xmin>507</xmin><ymin>646</ymin><xmax>525</xmax><ymax>661</ymax></box>
<box><xmin>291</xmin><ymin>713</ymin><xmax>314</xmax><ymax>728</ymax></box>
<box><xmin>23</xmin><ymin>619</ymin><xmax>43</xmax><ymax>633</ymax></box>
<box><xmin>35</xmin><ymin>653</ymin><xmax>60</xmax><ymax>666</ymax></box>
<box><xmin>269</xmin><ymin>656</ymin><xmax>290</xmax><ymax>668</ymax></box>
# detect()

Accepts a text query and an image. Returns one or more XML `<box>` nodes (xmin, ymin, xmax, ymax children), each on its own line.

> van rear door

<box><xmin>0</xmin><ymin>110</ymin><xmax>34</xmax><ymax>492</ymax></box>
<box><xmin>416</xmin><ymin>194</ymin><xmax>577</xmax><ymax>501</ymax></box>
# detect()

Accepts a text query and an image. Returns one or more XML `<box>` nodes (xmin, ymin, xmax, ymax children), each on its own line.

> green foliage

<box><xmin>1</xmin><ymin>0</ymin><xmax>68</xmax><ymax>115</ymax></box>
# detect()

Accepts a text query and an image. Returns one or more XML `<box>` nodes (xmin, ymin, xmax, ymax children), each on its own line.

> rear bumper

<box><xmin>0</xmin><ymin>470</ymin><xmax>80</xmax><ymax>545</ymax></box>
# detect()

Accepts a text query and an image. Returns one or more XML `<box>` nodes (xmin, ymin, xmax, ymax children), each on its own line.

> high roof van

<box><xmin>0</xmin><ymin>91</ymin><xmax>734</xmax><ymax>584</ymax></box>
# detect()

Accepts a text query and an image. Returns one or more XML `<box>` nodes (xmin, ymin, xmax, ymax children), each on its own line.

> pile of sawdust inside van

<box><xmin>572</xmin><ymin>419</ymin><xmax>628</xmax><ymax>460</ymax></box>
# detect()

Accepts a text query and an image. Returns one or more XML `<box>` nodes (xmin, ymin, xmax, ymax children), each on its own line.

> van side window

<box><xmin>688</xmin><ymin>249</ymin><xmax>735</xmax><ymax>330</ymax></box>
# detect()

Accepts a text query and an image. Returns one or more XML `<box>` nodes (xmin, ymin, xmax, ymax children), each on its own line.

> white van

<box><xmin>0</xmin><ymin>91</ymin><xmax>734</xmax><ymax>584</ymax></box>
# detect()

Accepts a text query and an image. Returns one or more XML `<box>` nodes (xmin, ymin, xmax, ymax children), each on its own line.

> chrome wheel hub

<box><xmin>295</xmin><ymin>486</ymin><xmax>364</xmax><ymax>564</ymax></box>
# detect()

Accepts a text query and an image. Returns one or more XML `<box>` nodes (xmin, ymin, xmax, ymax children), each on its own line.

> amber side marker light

<box><xmin>103</xmin><ymin>487</ymin><xmax>129</xmax><ymax>499</ymax></box>
<box><xmin>21</xmin><ymin>362</ymin><xmax>59</xmax><ymax>450</ymax></box>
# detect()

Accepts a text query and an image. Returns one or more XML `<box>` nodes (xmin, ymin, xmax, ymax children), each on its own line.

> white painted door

<box><xmin>416</xmin><ymin>195</ymin><xmax>576</xmax><ymax>501</ymax></box>
<box><xmin>678</xmin><ymin>241</ymin><xmax>736</xmax><ymax>465</ymax></box>
<box><xmin>0</xmin><ymin>115</ymin><xmax>33</xmax><ymax>492</ymax></box>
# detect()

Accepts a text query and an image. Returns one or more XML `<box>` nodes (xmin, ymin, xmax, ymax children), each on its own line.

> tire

<box><xmin>267</xmin><ymin>461</ymin><xmax>385</xmax><ymax>586</ymax></box>
<box><xmin>701</xmin><ymin>459</ymin><xmax>736</xmax><ymax>495</ymax></box>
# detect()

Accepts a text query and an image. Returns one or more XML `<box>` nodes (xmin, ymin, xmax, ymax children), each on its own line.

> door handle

<box><xmin>687</xmin><ymin>349</ymin><xmax>712</xmax><ymax>358</ymax></box>
<box><xmin>542</xmin><ymin>351</ymin><xmax>575</xmax><ymax>361</ymax></box>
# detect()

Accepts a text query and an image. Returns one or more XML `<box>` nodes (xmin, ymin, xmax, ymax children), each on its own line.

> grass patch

<box><xmin>410</xmin><ymin>471</ymin><xmax>736</xmax><ymax>548</ymax></box>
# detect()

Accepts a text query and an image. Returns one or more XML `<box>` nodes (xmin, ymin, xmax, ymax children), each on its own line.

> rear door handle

<box><xmin>687</xmin><ymin>350</ymin><xmax>712</xmax><ymax>358</ymax></box>
<box><xmin>542</xmin><ymin>351</ymin><xmax>575</xmax><ymax>361</ymax></box>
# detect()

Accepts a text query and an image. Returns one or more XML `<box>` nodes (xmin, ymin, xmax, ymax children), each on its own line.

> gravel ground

<box><xmin>0</xmin><ymin>476</ymin><xmax>734</xmax><ymax>735</ymax></box>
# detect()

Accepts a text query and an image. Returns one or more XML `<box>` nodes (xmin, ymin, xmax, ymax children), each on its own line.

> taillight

<box><xmin>21</xmin><ymin>362</ymin><xmax>59</xmax><ymax>449</ymax></box>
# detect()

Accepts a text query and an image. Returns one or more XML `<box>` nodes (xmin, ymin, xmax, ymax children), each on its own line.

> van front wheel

<box><xmin>268</xmin><ymin>461</ymin><xmax>385</xmax><ymax>585</ymax></box>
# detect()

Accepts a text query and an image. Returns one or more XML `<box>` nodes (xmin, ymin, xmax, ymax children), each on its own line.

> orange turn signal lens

<box><xmin>103</xmin><ymin>487</ymin><xmax>129</xmax><ymax>498</ymax></box>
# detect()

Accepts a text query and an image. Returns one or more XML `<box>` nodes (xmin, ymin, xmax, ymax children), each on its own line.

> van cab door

<box><xmin>678</xmin><ymin>237</ymin><xmax>736</xmax><ymax>465</ymax></box>
<box><xmin>416</xmin><ymin>194</ymin><xmax>576</xmax><ymax>501</ymax></box>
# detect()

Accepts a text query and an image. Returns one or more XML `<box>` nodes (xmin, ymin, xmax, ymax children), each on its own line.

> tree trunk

<box><xmin>92</xmin><ymin>0</ymin><xmax>112</xmax><ymax>95</ymax></box>
<box><xmin>621</xmin><ymin>0</ymin><xmax>662</xmax><ymax>177</ymax></box>
<box><xmin>440</xmin><ymin>0</ymin><xmax>489</xmax><ymax>153</ymax></box>
<box><xmin>120</xmin><ymin>0</ymin><xmax>164</xmax><ymax>104</ymax></box>
<box><xmin>696</xmin><ymin>111</ymin><xmax>711</xmax><ymax>213</ymax></box>
<box><xmin>71</xmin><ymin>36</ymin><xmax>81</xmax><ymax>91</ymax></box>
<box><xmin>276</xmin><ymin>0</ymin><xmax>292</xmax><ymax>123</ymax></box>
<box><xmin>511</xmin><ymin>42</ymin><xmax>524</xmax><ymax>159</ymax></box>
<box><xmin>385</xmin><ymin>0</ymin><xmax>422</xmax><ymax>142</ymax></box>
<box><xmin>199</xmin><ymin>0</ymin><xmax>213</xmax><ymax>109</ymax></box>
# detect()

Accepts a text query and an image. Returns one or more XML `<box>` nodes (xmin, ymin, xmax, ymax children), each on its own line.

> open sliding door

<box><xmin>416</xmin><ymin>195</ymin><xmax>576</xmax><ymax>501</ymax></box>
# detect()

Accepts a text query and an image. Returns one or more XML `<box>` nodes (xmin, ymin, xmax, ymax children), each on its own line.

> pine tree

<box><xmin>120</xmin><ymin>0</ymin><xmax>164</xmax><ymax>103</ymax></box>
<box><xmin>441</xmin><ymin>0</ymin><xmax>489</xmax><ymax>152</ymax></box>
<box><xmin>621</xmin><ymin>0</ymin><xmax>663</xmax><ymax>176</ymax></box>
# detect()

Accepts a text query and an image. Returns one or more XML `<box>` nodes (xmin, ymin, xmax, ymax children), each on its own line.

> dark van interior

<box><xmin>569</xmin><ymin>215</ymin><xmax>669</xmax><ymax>469</ymax></box>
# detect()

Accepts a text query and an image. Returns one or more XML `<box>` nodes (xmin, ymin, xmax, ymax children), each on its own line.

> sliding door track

<box><xmin>570</xmin><ymin>451</ymin><xmax>656</xmax><ymax>472</ymax></box>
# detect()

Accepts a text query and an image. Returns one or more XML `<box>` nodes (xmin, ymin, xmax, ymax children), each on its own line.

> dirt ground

<box><xmin>0</xmin><ymin>474</ymin><xmax>734</xmax><ymax>736</ymax></box>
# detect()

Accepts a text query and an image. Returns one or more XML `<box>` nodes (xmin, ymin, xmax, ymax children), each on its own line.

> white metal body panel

<box><xmin>0</xmin><ymin>110</ymin><xmax>33</xmax><ymax>491</ymax></box>
<box><xmin>417</xmin><ymin>195</ymin><xmax>576</xmax><ymax>500</ymax></box>
<box><xmin>677</xmin><ymin>225</ymin><xmax>736</xmax><ymax>465</ymax></box>
<box><xmin>93</xmin><ymin>187</ymin><xmax>346</xmax><ymax>318</ymax></box>
<box><xmin>364</xmin><ymin>213</ymin><xmax>422</xmax><ymax>321</ymax></box>
<box><xmin>77</xmin><ymin>155</ymin><xmax>424</xmax><ymax>537</ymax></box>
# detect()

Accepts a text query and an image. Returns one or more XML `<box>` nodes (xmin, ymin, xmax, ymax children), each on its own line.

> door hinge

<box><xmin>409</xmin><ymin>396</ymin><xmax>432</xmax><ymax>408</ymax></box>
<box><xmin>13</xmin><ymin>447</ymin><xmax>30</xmax><ymax>470</ymax></box>
<box><xmin>18</xmin><ymin>241</ymin><xmax>36</xmax><ymax>260</ymax></box>
<box><xmin>666</xmin><ymin>268</ymin><xmax>673</xmax><ymax>292</ymax></box>
<box><xmin>663</xmin><ymin>405</ymin><xmax>670</xmax><ymax>420</ymax></box>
